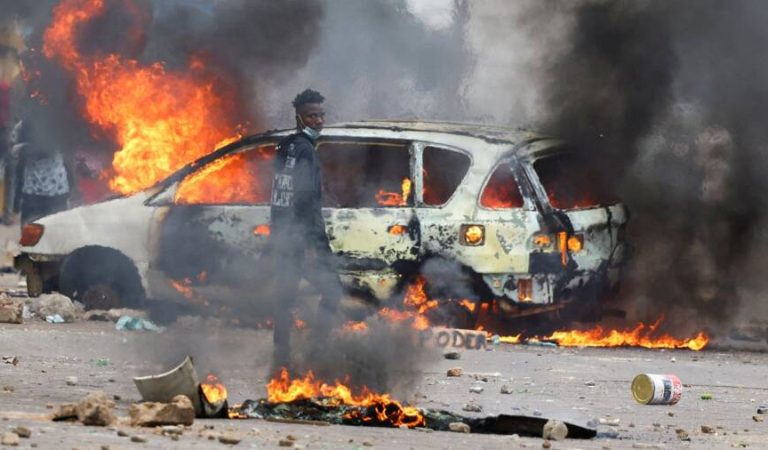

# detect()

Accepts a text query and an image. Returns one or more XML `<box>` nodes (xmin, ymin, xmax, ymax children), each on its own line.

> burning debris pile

<box><xmin>234</xmin><ymin>368</ymin><xmax>425</xmax><ymax>428</ymax></box>
<box><xmin>145</xmin><ymin>359</ymin><xmax>596</xmax><ymax>438</ymax></box>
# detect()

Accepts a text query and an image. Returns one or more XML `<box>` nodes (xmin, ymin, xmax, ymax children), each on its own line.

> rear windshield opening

<box><xmin>480</xmin><ymin>162</ymin><xmax>524</xmax><ymax>209</ymax></box>
<box><xmin>317</xmin><ymin>142</ymin><xmax>412</xmax><ymax>208</ymax></box>
<box><xmin>533</xmin><ymin>153</ymin><xmax>618</xmax><ymax>210</ymax></box>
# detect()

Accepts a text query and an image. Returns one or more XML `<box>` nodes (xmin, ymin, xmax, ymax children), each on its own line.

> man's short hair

<box><xmin>292</xmin><ymin>89</ymin><xmax>325</xmax><ymax>109</ymax></box>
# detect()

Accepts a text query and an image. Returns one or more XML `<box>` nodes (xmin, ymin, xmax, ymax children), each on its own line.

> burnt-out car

<box><xmin>15</xmin><ymin>121</ymin><xmax>628</xmax><ymax>323</ymax></box>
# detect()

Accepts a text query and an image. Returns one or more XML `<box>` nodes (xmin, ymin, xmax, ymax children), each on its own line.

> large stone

<box><xmin>76</xmin><ymin>391</ymin><xmax>116</xmax><ymax>426</ymax></box>
<box><xmin>129</xmin><ymin>395</ymin><xmax>195</xmax><ymax>427</ymax></box>
<box><xmin>0</xmin><ymin>296</ymin><xmax>23</xmax><ymax>324</ymax></box>
<box><xmin>542</xmin><ymin>420</ymin><xmax>568</xmax><ymax>441</ymax></box>
<box><xmin>28</xmin><ymin>293</ymin><xmax>83</xmax><ymax>322</ymax></box>
<box><xmin>1</xmin><ymin>432</ymin><xmax>19</xmax><ymax>446</ymax></box>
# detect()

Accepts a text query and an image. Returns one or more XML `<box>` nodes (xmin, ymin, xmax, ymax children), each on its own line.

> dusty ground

<box><xmin>1</xmin><ymin>225</ymin><xmax>767</xmax><ymax>449</ymax></box>
<box><xmin>1</xmin><ymin>318</ymin><xmax>767</xmax><ymax>449</ymax></box>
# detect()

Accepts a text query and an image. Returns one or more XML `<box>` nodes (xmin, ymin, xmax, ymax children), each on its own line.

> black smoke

<box><xmin>537</xmin><ymin>0</ymin><xmax>768</xmax><ymax>334</ymax></box>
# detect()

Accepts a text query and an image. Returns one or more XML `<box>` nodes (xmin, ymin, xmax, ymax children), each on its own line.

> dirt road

<box><xmin>1</xmin><ymin>317</ymin><xmax>766</xmax><ymax>449</ymax></box>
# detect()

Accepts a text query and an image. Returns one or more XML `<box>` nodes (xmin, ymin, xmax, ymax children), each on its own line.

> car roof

<box><xmin>160</xmin><ymin>120</ymin><xmax>560</xmax><ymax>189</ymax></box>
<box><xmin>325</xmin><ymin>120</ymin><xmax>546</xmax><ymax>145</ymax></box>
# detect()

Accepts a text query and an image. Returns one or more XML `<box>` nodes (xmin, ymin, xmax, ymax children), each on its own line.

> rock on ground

<box><xmin>10</xmin><ymin>426</ymin><xmax>30</xmax><ymax>439</ymax></box>
<box><xmin>0</xmin><ymin>296</ymin><xmax>23</xmax><ymax>324</ymax></box>
<box><xmin>77</xmin><ymin>391</ymin><xmax>116</xmax><ymax>426</ymax></box>
<box><xmin>1</xmin><ymin>432</ymin><xmax>19</xmax><ymax>446</ymax></box>
<box><xmin>218</xmin><ymin>433</ymin><xmax>242</xmax><ymax>444</ymax></box>
<box><xmin>448</xmin><ymin>422</ymin><xmax>470</xmax><ymax>433</ymax></box>
<box><xmin>542</xmin><ymin>420</ymin><xmax>568</xmax><ymax>440</ymax></box>
<box><xmin>52</xmin><ymin>403</ymin><xmax>78</xmax><ymax>421</ymax></box>
<box><xmin>27</xmin><ymin>293</ymin><xmax>83</xmax><ymax>322</ymax></box>
<box><xmin>129</xmin><ymin>395</ymin><xmax>195</xmax><ymax>427</ymax></box>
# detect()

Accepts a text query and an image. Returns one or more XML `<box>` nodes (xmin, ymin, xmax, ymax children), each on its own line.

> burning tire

<box><xmin>59</xmin><ymin>246</ymin><xmax>145</xmax><ymax>310</ymax></box>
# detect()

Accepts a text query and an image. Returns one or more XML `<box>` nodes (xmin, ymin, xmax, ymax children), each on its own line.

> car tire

<box><xmin>59</xmin><ymin>246</ymin><xmax>145</xmax><ymax>310</ymax></box>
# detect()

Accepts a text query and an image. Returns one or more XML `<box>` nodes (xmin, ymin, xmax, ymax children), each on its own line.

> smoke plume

<box><xmin>527</xmin><ymin>0</ymin><xmax>768</xmax><ymax>335</ymax></box>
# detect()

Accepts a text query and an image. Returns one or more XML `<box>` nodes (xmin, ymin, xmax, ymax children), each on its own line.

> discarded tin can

<box><xmin>631</xmin><ymin>374</ymin><xmax>682</xmax><ymax>405</ymax></box>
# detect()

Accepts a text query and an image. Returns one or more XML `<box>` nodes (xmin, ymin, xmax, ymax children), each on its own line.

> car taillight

<box><xmin>460</xmin><ymin>224</ymin><xmax>485</xmax><ymax>246</ymax></box>
<box><xmin>20</xmin><ymin>223</ymin><xmax>44</xmax><ymax>247</ymax></box>
<box><xmin>567</xmin><ymin>234</ymin><xmax>584</xmax><ymax>252</ymax></box>
<box><xmin>532</xmin><ymin>233</ymin><xmax>552</xmax><ymax>248</ymax></box>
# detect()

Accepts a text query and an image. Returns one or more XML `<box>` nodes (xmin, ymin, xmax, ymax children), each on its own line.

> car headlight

<box><xmin>20</xmin><ymin>223</ymin><xmax>44</xmax><ymax>247</ymax></box>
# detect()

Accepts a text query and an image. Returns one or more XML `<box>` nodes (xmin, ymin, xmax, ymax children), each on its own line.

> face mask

<box><xmin>302</xmin><ymin>126</ymin><xmax>321</xmax><ymax>141</ymax></box>
<box><xmin>297</xmin><ymin>114</ymin><xmax>321</xmax><ymax>141</ymax></box>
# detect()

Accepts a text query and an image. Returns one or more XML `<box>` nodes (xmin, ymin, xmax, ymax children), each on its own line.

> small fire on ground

<box><xmin>344</xmin><ymin>277</ymin><xmax>710</xmax><ymax>351</ymax></box>
<box><xmin>202</xmin><ymin>369</ymin><xmax>424</xmax><ymax>427</ymax></box>
<box><xmin>265</xmin><ymin>368</ymin><xmax>425</xmax><ymax>427</ymax></box>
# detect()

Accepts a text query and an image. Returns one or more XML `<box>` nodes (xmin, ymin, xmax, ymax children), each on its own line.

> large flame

<box><xmin>201</xmin><ymin>374</ymin><xmax>228</xmax><ymax>405</ymax></box>
<box><xmin>267</xmin><ymin>368</ymin><xmax>425</xmax><ymax>428</ymax></box>
<box><xmin>43</xmin><ymin>0</ymin><xmax>242</xmax><ymax>195</ymax></box>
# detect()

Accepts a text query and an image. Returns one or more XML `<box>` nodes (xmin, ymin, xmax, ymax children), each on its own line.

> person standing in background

<box><xmin>12</xmin><ymin>120</ymin><xmax>73</xmax><ymax>226</ymax></box>
<box><xmin>0</xmin><ymin>21</ymin><xmax>25</xmax><ymax>223</ymax></box>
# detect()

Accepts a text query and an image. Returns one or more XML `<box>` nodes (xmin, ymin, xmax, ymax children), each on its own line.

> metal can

<box><xmin>631</xmin><ymin>373</ymin><xmax>682</xmax><ymax>405</ymax></box>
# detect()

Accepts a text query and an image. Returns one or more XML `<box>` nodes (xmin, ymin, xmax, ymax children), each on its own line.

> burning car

<box><xmin>15</xmin><ymin>121</ymin><xmax>627</xmax><ymax>324</ymax></box>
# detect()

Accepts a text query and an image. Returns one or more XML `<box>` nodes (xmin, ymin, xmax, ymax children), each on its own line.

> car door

<box><xmin>144</xmin><ymin>139</ymin><xmax>278</xmax><ymax>309</ymax></box>
<box><xmin>316</xmin><ymin>138</ymin><xmax>420</xmax><ymax>300</ymax></box>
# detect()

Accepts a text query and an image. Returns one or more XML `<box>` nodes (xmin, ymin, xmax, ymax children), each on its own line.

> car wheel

<box><xmin>59</xmin><ymin>246</ymin><xmax>145</xmax><ymax>310</ymax></box>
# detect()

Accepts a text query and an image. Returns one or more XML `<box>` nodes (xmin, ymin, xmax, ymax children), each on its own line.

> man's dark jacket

<box><xmin>270</xmin><ymin>132</ymin><xmax>327</xmax><ymax>245</ymax></box>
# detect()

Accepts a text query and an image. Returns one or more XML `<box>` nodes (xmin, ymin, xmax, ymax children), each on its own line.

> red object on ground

<box><xmin>0</xmin><ymin>82</ymin><xmax>10</xmax><ymax>126</ymax></box>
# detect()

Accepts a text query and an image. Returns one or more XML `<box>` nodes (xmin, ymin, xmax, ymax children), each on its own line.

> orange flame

<box><xmin>267</xmin><ymin>368</ymin><xmax>425</xmax><ymax>428</ymax></box>
<box><xmin>387</xmin><ymin>225</ymin><xmax>408</xmax><ymax>235</ymax></box>
<box><xmin>170</xmin><ymin>275</ymin><xmax>209</xmax><ymax>306</ymax></box>
<box><xmin>543</xmin><ymin>317</ymin><xmax>709</xmax><ymax>351</ymax></box>
<box><xmin>170</xmin><ymin>280</ymin><xmax>194</xmax><ymax>300</ymax></box>
<box><xmin>43</xmin><ymin>0</ymin><xmax>242</xmax><ymax>195</ymax></box>
<box><xmin>253</xmin><ymin>224</ymin><xmax>271</xmax><ymax>237</ymax></box>
<box><xmin>376</xmin><ymin>178</ymin><xmax>412</xmax><ymax>206</ymax></box>
<box><xmin>490</xmin><ymin>316</ymin><xmax>709</xmax><ymax>351</ymax></box>
<box><xmin>344</xmin><ymin>321</ymin><xmax>369</xmax><ymax>332</ymax></box>
<box><xmin>201</xmin><ymin>374</ymin><xmax>228</xmax><ymax>404</ymax></box>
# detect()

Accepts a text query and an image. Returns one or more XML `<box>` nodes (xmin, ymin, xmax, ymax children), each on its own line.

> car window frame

<box><xmin>478</xmin><ymin>155</ymin><xmax>536</xmax><ymax>212</ymax></box>
<box><xmin>145</xmin><ymin>137</ymin><xmax>281</xmax><ymax>207</ymax></box>
<box><xmin>412</xmin><ymin>141</ymin><xmax>473</xmax><ymax>209</ymax></box>
<box><xmin>524</xmin><ymin>148</ymin><xmax>619</xmax><ymax>212</ymax></box>
<box><xmin>315</xmin><ymin>136</ymin><xmax>416</xmax><ymax>209</ymax></box>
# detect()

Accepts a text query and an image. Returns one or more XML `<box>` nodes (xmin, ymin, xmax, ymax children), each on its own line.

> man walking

<box><xmin>270</xmin><ymin>89</ymin><xmax>342</xmax><ymax>369</ymax></box>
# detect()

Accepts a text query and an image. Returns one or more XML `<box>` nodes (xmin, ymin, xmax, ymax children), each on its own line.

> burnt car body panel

<box><xmin>16</xmin><ymin>121</ymin><xmax>628</xmax><ymax>318</ymax></box>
